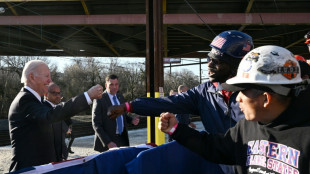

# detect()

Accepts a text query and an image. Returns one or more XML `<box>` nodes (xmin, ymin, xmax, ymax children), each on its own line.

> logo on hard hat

<box><xmin>278</xmin><ymin>60</ymin><xmax>299</xmax><ymax>79</ymax></box>
<box><xmin>211</xmin><ymin>36</ymin><xmax>226</xmax><ymax>49</ymax></box>
<box><xmin>245</xmin><ymin>52</ymin><xmax>260</xmax><ymax>62</ymax></box>
<box><xmin>241</xmin><ymin>52</ymin><xmax>260</xmax><ymax>78</ymax></box>
<box><xmin>271</xmin><ymin>51</ymin><xmax>279</xmax><ymax>56</ymax></box>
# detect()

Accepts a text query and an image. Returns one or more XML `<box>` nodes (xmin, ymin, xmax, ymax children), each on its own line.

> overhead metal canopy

<box><xmin>0</xmin><ymin>0</ymin><xmax>310</xmax><ymax>58</ymax></box>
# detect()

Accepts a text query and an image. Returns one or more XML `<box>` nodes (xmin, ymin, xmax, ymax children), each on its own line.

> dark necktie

<box><xmin>112</xmin><ymin>95</ymin><xmax>123</xmax><ymax>134</ymax></box>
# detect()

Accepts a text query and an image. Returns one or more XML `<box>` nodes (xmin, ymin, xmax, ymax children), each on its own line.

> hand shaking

<box><xmin>107</xmin><ymin>104</ymin><xmax>126</xmax><ymax>119</ymax></box>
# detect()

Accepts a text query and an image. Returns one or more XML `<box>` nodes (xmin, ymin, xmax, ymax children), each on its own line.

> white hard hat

<box><xmin>222</xmin><ymin>45</ymin><xmax>302</xmax><ymax>95</ymax></box>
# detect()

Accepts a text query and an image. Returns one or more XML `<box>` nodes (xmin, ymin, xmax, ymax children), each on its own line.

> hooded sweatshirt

<box><xmin>172</xmin><ymin>91</ymin><xmax>310</xmax><ymax>174</ymax></box>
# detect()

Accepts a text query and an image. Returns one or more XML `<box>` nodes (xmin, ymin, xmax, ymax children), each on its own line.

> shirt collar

<box><xmin>25</xmin><ymin>86</ymin><xmax>42</xmax><ymax>103</ymax></box>
<box><xmin>107</xmin><ymin>92</ymin><xmax>118</xmax><ymax>103</ymax></box>
<box><xmin>207</xmin><ymin>82</ymin><xmax>222</xmax><ymax>93</ymax></box>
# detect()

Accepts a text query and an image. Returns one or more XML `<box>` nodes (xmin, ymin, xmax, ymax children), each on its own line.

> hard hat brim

<box><xmin>222</xmin><ymin>83</ymin><xmax>293</xmax><ymax>96</ymax></box>
<box><xmin>221</xmin><ymin>83</ymin><xmax>247</xmax><ymax>92</ymax></box>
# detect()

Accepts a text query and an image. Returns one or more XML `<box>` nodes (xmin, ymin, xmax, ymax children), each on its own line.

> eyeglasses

<box><xmin>49</xmin><ymin>91</ymin><xmax>62</xmax><ymax>96</ymax></box>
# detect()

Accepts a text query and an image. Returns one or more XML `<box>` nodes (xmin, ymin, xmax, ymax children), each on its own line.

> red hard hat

<box><xmin>294</xmin><ymin>55</ymin><xmax>306</xmax><ymax>62</ymax></box>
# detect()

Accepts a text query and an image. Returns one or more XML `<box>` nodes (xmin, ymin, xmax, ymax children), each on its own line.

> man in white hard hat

<box><xmin>159</xmin><ymin>45</ymin><xmax>310</xmax><ymax>174</ymax></box>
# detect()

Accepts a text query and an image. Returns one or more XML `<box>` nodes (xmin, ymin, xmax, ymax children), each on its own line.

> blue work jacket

<box><xmin>131</xmin><ymin>81</ymin><xmax>244</xmax><ymax>134</ymax></box>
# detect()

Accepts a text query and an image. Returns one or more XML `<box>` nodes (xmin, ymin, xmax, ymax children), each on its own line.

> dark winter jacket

<box><xmin>172</xmin><ymin>91</ymin><xmax>310</xmax><ymax>174</ymax></box>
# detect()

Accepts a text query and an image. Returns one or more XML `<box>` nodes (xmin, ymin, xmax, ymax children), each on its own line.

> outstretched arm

<box><xmin>158</xmin><ymin>112</ymin><xmax>239</xmax><ymax>165</ymax></box>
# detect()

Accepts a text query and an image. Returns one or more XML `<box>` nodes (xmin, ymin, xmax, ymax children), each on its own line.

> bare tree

<box><xmin>61</xmin><ymin>57</ymin><xmax>103</xmax><ymax>98</ymax></box>
<box><xmin>121</xmin><ymin>62</ymin><xmax>146</xmax><ymax>100</ymax></box>
<box><xmin>164</xmin><ymin>69</ymin><xmax>200</xmax><ymax>96</ymax></box>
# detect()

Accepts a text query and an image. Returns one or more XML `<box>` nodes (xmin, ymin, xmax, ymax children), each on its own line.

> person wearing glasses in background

<box><xmin>44</xmin><ymin>83</ymin><xmax>72</xmax><ymax>161</ymax></box>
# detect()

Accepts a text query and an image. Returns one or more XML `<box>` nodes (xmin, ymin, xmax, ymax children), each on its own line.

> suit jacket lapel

<box><xmin>103</xmin><ymin>91</ymin><xmax>113</xmax><ymax>106</ymax></box>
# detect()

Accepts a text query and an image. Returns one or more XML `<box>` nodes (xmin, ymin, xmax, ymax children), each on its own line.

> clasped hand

<box><xmin>107</xmin><ymin>104</ymin><xmax>126</xmax><ymax>119</ymax></box>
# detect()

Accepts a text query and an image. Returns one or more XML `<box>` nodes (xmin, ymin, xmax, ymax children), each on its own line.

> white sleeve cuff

<box><xmin>84</xmin><ymin>92</ymin><xmax>92</xmax><ymax>105</ymax></box>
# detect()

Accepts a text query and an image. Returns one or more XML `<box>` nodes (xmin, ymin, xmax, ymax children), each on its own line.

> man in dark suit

<box><xmin>92</xmin><ymin>74</ymin><xmax>139</xmax><ymax>152</ymax></box>
<box><xmin>44</xmin><ymin>83</ymin><xmax>70</xmax><ymax>161</ymax></box>
<box><xmin>8</xmin><ymin>60</ymin><xmax>103</xmax><ymax>172</ymax></box>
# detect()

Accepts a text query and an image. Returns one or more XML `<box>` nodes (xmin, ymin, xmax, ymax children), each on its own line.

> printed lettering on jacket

<box><xmin>247</xmin><ymin>140</ymin><xmax>300</xmax><ymax>174</ymax></box>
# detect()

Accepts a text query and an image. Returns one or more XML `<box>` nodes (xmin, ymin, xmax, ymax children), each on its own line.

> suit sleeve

<box><xmin>92</xmin><ymin>98</ymin><xmax>112</xmax><ymax>145</ymax></box>
<box><xmin>23</xmin><ymin>93</ymin><xmax>89</xmax><ymax>124</ymax></box>
<box><xmin>64</xmin><ymin>118</ymin><xmax>73</xmax><ymax>126</ymax></box>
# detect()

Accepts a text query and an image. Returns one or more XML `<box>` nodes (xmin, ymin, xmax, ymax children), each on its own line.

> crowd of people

<box><xmin>6</xmin><ymin>30</ymin><xmax>310</xmax><ymax>174</ymax></box>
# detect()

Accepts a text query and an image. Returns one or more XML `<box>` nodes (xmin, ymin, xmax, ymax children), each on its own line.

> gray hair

<box><xmin>21</xmin><ymin>60</ymin><xmax>47</xmax><ymax>83</ymax></box>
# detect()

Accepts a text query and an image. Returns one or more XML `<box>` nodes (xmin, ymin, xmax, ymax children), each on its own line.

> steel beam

<box><xmin>0</xmin><ymin>13</ymin><xmax>309</xmax><ymax>25</ymax></box>
<box><xmin>238</xmin><ymin>0</ymin><xmax>254</xmax><ymax>31</ymax></box>
<box><xmin>3</xmin><ymin>0</ymin><xmax>82</xmax><ymax>1</ymax></box>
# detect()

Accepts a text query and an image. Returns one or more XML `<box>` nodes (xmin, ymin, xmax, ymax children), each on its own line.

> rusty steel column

<box><xmin>146</xmin><ymin>0</ymin><xmax>164</xmax><ymax>144</ymax></box>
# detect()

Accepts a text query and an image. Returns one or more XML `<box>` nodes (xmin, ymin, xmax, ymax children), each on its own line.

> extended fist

<box><xmin>158</xmin><ymin>112</ymin><xmax>178</xmax><ymax>133</ymax></box>
<box><xmin>87</xmin><ymin>84</ymin><xmax>103</xmax><ymax>100</ymax></box>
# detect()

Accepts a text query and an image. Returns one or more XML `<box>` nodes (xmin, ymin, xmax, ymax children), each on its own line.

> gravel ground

<box><xmin>0</xmin><ymin>121</ymin><xmax>203</xmax><ymax>174</ymax></box>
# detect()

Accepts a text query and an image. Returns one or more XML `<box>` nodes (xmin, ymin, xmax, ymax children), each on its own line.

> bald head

<box><xmin>45</xmin><ymin>83</ymin><xmax>62</xmax><ymax>104</ymax></box>
<box><xmin>48</xmin><ymin>83</ymin><xmax>59</xmax><ymax>92</ymax></box>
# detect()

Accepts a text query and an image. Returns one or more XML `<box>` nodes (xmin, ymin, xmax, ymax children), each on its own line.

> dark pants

<box><xmin>66</xmin><ymin>133</ymin><xmax>75</xmax><ymax>150</ymax></box>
